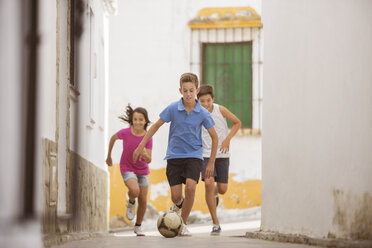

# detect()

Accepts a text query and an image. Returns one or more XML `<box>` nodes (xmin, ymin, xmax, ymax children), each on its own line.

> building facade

<box><xmin>0</xmin><ymin>0</ymin><xmax>116</xmax><ymax>246</ymax></box>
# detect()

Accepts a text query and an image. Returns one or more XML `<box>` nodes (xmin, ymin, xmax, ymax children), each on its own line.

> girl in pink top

<box><xmin>106</xmin><ymin>104</ymin><xmax>153</xmax><ymax>236</ymax></box>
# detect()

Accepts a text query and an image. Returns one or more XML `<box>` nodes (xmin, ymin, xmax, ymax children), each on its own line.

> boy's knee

<box><xmin>185</xmin><ymin>184</ymin><xmax>196</xmax><ymax>195</ymax></box>
<box><xmin>171</xmin><ymin>195</ymin><xmax>183</xmax><ymax>203</ymax></box>
<box><xmin>218</xmin><ymin>185</ymin><xmax>228</xmax><ymax>195</ymax></box>
<box><xmin>204</xmin><ymin>180</ymin><xmax>215</xmax><ymax>190</ymax></box>
<box><xmin>219</xmin><ymin>189</ymin><xmax>227</xmax><ymax>195</ymax></box>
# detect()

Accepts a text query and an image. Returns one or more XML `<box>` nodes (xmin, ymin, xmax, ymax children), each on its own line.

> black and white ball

<box><xmin>157</xmin><ymin>211</ymin><xmax>183</xmax><ymax>238</ymax></box>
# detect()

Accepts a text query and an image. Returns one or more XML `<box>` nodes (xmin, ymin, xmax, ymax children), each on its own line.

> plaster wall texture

<box><xmin>262</xmin><ymin>0</ymin><xmax>372</xmax><ymax>240</ymax></box>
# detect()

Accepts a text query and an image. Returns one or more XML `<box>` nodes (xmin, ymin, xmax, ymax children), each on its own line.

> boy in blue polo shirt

<box><xmin>133</xmin><ymin>72</ymin><xmax>218</xmax><ymax>236</ymax></box>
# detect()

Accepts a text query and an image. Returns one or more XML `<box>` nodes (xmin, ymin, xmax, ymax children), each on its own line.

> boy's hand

<box><xmin>133</xmin><ymin>146</ymin><xmax>142</xmax><ymax>163</ymax></box>
<box><xmin>220</xmin><ymin>138</ymin><xmax>231</xmax><ymax>153</ymax></box>
<box><xmin>140</xmin><ymin>148</ymin><xmax>147</xmax><ymax>161</ymax></box>
<box><xmin>106</xmin><ymin>157</ymin><xmax>112</xmax><ymax>166</ymax></box>
<box><xmin>205</xmin><ymin>161</ymin><xmax>214</xmax><ymax>179</ymax></box>
<box><xmin>141</xmin><ymin>148</ymin><xmax>147</xmax><ymax>155</ymax></box>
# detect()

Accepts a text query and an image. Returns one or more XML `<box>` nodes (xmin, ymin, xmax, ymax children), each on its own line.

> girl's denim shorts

<box><xmin>122</xmin><ymin>171</ymin><xmax>150</xmax><ymax>187</ymax></box>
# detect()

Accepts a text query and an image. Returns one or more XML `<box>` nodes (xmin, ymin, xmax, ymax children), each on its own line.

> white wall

<box><xmin>0</xmin><ymin>0</ymin><xmax>24</xmax><ymax>223</ymax></box>
<box><xmin>109</xmin><ymin>0</ymin><xmax>262</xmax><ymax>180</ymax></box>
<box><xmin>1</xmin><ymin>0</ymin><xmax>112</xmax><ymax>244</ymax></box>
<box><xmin>69</xmin><ymin>0</ymin><xmax>109</xmax><ymax>171</ymax></box>
<box><xmin>262</xmin><ymin>0</ymin><xmax>372</xmax><ymax>239</ymax></box>
<box><xmin>37</xmin><ymin>0</ymin><xmax>58</xmax><ymax>217</ymax></box>
<box><xmin>57</xmin><ymin>0</ymin><xmax>69</xmax><ymax>214</ymax></box>
<box><xmin>37</xmin><ymin>0</ymin><xmax>110</xmax><ymax>214</ymax></box>
<box><xmin>39</xmin><ymin>0</ymin><xmax>57</xmax><ymax>141</ymax></box>
<box><xmin>0</xmin><ymin>1</ymin><xmax>42</xmax><ymax>247</ymax></box>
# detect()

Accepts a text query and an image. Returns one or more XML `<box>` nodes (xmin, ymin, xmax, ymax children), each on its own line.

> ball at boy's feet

<box><xmin>157</xmin><ymin>211</ymin><xmax>183</xmax><ymax>238</ymax></box>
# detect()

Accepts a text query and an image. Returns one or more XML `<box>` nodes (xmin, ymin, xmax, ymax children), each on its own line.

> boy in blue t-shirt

<box><xmin>133</xmin><ymin>72</ymin><xmax>218</xmax><ymax>236</ymax></box>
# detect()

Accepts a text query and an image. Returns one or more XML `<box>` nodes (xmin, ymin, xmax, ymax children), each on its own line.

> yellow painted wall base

<box><xmin>108</xmin><ymin>164</ymin><xmax>261</xmax><ymax>221</ymax></box>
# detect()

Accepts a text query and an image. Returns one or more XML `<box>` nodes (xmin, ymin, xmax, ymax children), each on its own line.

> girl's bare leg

<box><xmin>136</xmin><ymin>186</ymin><xmax>148</xmax><ymax>224</ymax></box>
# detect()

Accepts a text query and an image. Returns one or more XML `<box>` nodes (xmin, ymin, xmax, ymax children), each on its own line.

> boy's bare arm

<box><xmin>133</xmin><ymin>118</ymin><xmax>165</xmax><ymax>162</ymax></box>
<box><xmin>219</xmin><ymin>105</ymin><xmax>241</xmax><ymax>153</ymax></box>
<box><xmin>141</xmin><ymin>148</ymin><xmax>152</xmax><ymax>164</ymax></box>
<box><xmin>106</xmin><ymin>134</ymin><xmax>119</xmax><ymax>166</ymax></box>
<box><xmin>205</xmin><ymin>127</ymin><xmax>218</xmax><ymax>179</ymax></box>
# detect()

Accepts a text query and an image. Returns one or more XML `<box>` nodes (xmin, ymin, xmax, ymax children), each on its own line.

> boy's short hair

<box><xmin>197</xmin><ymin>84</ymin><xmax>214</xmax><ymax>99</ymax></box>
<box><xmin>180</xmin><ymin>72</ymin><xmax>199</xmax><ymax>88</ymax></box>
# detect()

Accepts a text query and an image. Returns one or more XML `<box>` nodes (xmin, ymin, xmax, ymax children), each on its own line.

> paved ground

<box><xmin>51</xmin><ymin>219</ymin><xmax>317</xmax><ymax>248</ymax></box>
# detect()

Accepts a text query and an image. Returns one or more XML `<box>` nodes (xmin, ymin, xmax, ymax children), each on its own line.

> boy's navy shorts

<box><xmin>166</xmin><ymin>158</ymin><xmax>203</xmax><ymax>186</ymax></box>
<box><xmin>201</xmin><ymin>157</ymin><xmax>230</xmax><ymax>183</ymax></box>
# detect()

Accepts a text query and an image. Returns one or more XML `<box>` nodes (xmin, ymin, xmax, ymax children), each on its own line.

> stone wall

<box><xmin>43</xmin><ymin>138</ymin><xmax>109</xmax><ymax>244</ymax></box>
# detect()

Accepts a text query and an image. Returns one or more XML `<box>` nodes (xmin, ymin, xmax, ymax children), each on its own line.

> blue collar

<box><xmin>177</xmin><ymin>98</ymin><xmax>201</xmax><ymax>113</ymax></box>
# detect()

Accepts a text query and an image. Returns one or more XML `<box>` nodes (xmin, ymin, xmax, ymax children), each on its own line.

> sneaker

<box><xmin>211</xmin><ymin>225</ymin><xmax>221</xmax><ymax>236</ymax></box>
<box><xmin>215</xmin><ymin>195</ymin><xmax>219</xmax><ymax>207</ymax></box>
<box><xmin>126</xmin><ymin>200</ymin><xmax>135</xmax><ymax>220</ymax></box>
<box><xmin>134</xmin><ymin>225</ymin><xmax>145</xmax><ymax>236</ymax></box>
<box><xmin>170</xmin><ymin>197</ymin><xmax>184</xmax><ymax>215</ymax></box>
<box><xmin>179</xmin><ymin>224</ymin><xmax>192</xmax><ymax>237</ymax></box>
<box><xmin>170</xmin><ymin>203</ymin><xmax>181</xmax><ymax>215</ymax></box>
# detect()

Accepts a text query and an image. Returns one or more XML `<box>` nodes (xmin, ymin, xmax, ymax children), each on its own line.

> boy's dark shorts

<box><xmin>166</xmin><ymin>158</ymin><xmax>203</xmax><ymax>186</ymax></box>
<box><xmin>201</xmin><ymin>157</ymin><xmax>230</xmax><ymax>183</ymax></box>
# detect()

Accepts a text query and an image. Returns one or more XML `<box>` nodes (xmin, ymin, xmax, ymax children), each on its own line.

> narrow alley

<box><xmin>1</xmin><ymin>0</ymin><xmax>372</xmax><ymax>248</ymax></box>
<box><xmin>50</xmin><ymin>219</ymin><xmax>314</xmax><ymax>248</ymax></box>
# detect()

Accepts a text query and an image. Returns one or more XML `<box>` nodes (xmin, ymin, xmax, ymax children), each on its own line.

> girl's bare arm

<box><xmin>106</xmin><ymin>134</ymin><xmax>119</xmax><ymax>166</ymax></box>
<box><xmin>133</xmin><ymin>118</ymin><xmax>165</xmax><ymax>162</ymax></box>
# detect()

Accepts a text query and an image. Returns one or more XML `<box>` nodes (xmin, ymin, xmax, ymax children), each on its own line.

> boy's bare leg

<box><xmin>136</xmin><ymin>186</ymin><xmax>148</xmax><ymax>224</ymax></box>
<box><xmin>170</xmin><ymin>184</ymin><xmax>183</xmax><ymax>204</ymax></box>
<box><xmin>216</xmin><ymin>182</ymin><xmax>228</xmax><ymax>195</ymax></box>
<box><xmin>205</xmin><ymin>177</ymin><xmax>219</xmax><ymax>225</ymax></box>
<box><xmin>180</xmin><ymin>178</ymin><xmax>197</xmax><ymax>224</ymax></box>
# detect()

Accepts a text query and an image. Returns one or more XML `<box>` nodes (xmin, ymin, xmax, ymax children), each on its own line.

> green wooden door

<box><xmin>202</xmin><ymin>42</ymin><xmax>252</xmax><ymax>128</ymax></box>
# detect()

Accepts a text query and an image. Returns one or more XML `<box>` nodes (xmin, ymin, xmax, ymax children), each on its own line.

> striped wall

<box><xmin>108</xmin><ymin>164</ymin><xmax>261</xmax><ymax>226</ymax></box>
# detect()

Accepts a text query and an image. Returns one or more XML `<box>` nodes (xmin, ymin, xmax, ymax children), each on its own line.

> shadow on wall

<box><xmin>108</xmin><ymin>164</ymin><xmax>261</xmax><ymax>228</ymax></box>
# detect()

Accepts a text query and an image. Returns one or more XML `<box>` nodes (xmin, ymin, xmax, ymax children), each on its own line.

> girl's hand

<box><xmin>106</xmin><ymin>157</ymin><xmax>112</xmax><ymax>166</ymax></box>
<box><xmin>220</xmin><ymin>138</ymin><xmax>230</xmax><ymax>153</ymax></box>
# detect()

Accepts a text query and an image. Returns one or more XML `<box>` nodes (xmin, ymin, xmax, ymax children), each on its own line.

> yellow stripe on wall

<box><xmin>108</xmin><ymin>164</ymin><xmax>261</xmax><ymax>221</ymax></box>
<box><xmin>188</xmin><ymin>7</ymin><xmax>263</xmax><ymax>29</ymax></box>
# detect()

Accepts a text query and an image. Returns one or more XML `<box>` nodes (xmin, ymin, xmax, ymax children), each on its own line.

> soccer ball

<box><xmin>157</xmin><ymin>211</ymin><xmax>183</xmax><ymax>238</ymax></box>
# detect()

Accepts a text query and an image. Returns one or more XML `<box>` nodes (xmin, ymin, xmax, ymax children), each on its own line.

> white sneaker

<box><xmin>170</xmin><ymin>197</ymin><xmax>184</xmax><ymax>215</ymax></box>
<box><xmin>134</xmin><ymin>225</ymin><xmax>145</xmax><ymax>236</ymax></box>
<box><xmin>179</xmin><ymin>224</ymin><xmax>192</xmax><ymax>237</ymax></box>
<box><xmin>126</xmin><ymin>200</ymin><xmax>135</xmax><ymax>220</ymax></box>
<box><xmin>211</xmin><ymin>225</ymin><xmax>221</xmax><ymax>236</ymax></box>
<box><xmin>170</xmin><ymin>204</ymin><xmax>181</xmax><ymax>215</ymax></box>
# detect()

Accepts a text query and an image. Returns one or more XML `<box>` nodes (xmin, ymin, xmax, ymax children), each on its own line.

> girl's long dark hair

<box><xmin>119</xmin><ymin>104</ymin><xmax>151</xmax><ymax>130</ymax></box>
